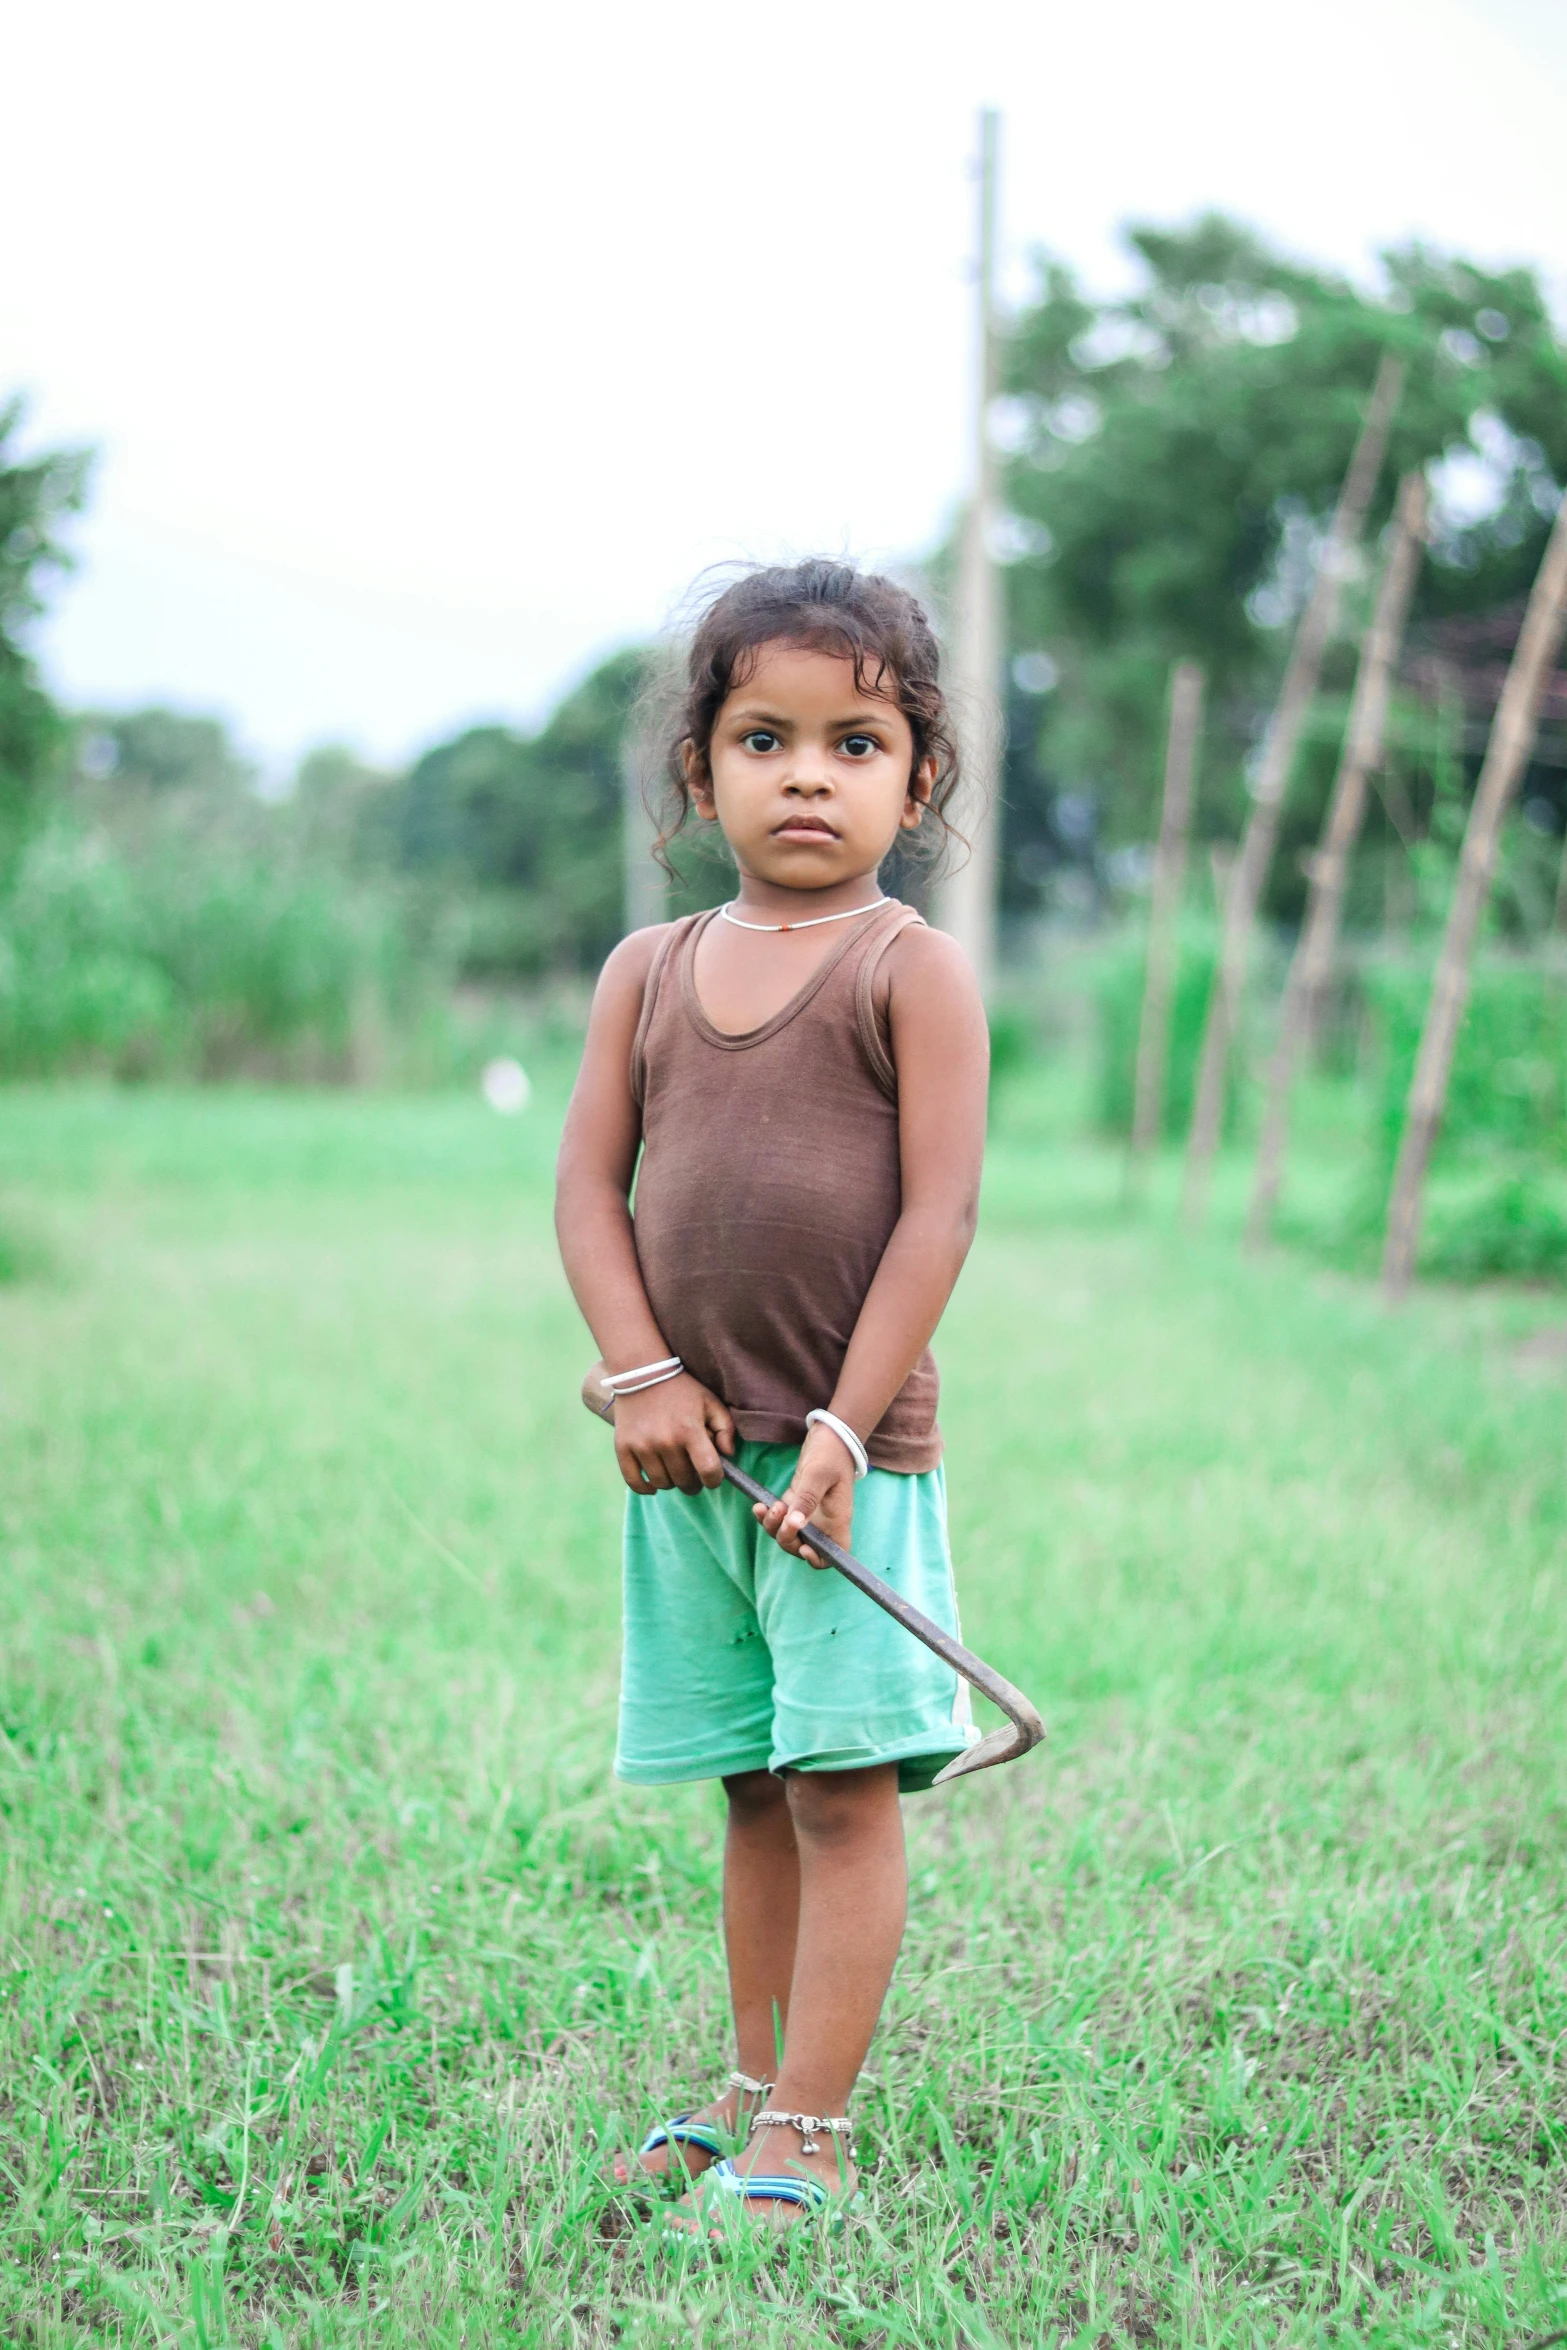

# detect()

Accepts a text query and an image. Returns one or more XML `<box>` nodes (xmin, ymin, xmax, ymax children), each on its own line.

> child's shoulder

<box><xmin>883</xmin><ymin>916</ymin><xmax>976</xmax><ymax>975</ymax></box>
<box><xmin>877</xmin><ymin>914</ymin><xmax>984</xmax><ymax>1009</ymax></box>
<box><xmin>593</xmin><ymin>917</ymin><xmax>691</xmax><ymax>1003</ymax></box>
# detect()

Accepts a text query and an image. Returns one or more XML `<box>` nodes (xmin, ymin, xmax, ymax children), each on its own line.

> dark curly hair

<box><xmin>647</xmin><ymin>559</ymin><xmax>963</xmax><ymax>873</ymax></box>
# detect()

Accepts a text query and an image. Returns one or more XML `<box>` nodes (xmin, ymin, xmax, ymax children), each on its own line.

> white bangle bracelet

<box><xmin>601</xmin><ymin>1354</ymin><xmax>682</xmax><ymax>1394</ymax></box>
<box><xmin>804</xmin><ymin>1408</ymin><xmax>870</xmax><ymax>1481</ymax></box>
<box><xmin>609</xmin><ymin>1363</ymin><xmax>685</xmax><ymax>1395</ymax></box>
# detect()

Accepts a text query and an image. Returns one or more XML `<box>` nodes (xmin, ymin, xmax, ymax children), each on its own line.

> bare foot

<box><xmin>664</xmin><ymin>2118</ymin><xmax>857</xmax><ymax>2236</ymax></box>
<box><xmin>610</xmin><ymin>2077</ymin><xmax>768</xmax><ymax>2189</ymax></box>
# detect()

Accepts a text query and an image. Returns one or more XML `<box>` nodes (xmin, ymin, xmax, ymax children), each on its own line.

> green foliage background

<box><xmin>5</xmin><ymin>214</ymin><xmax>1567</xmax><ymax>1279</ymax></box>
<box><xmin>0</xmin><ymin>398</ymin><xmax>90</xmax><ymax>863</ymax></box>
<box><xmin>994</xmin><ymin>217</ymin><xmax>1567</xmax><ymax>907</ymax></box>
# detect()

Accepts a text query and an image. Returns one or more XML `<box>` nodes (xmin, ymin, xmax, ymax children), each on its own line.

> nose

<box><xmin>784</xmin><ymin>753</ymin><xmax>832</xmax><ymax>796</ymax></box>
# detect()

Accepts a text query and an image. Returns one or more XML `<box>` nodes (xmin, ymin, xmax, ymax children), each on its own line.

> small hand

<box><xmin>613</xmin><ymin>1373</ymin><xmax>735</xmax><ymax>1496</ymax></box>
<box><xmin>754</xmin><ymin>1422</ymin><xmax>858</xmax><ymax>1568</ymax></box>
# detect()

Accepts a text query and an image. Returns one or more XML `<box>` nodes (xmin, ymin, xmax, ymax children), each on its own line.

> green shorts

<box><xmin>615</xmin><ymin>1441</ymin><xmax>977</xmax><ymax>1795</ymax></box>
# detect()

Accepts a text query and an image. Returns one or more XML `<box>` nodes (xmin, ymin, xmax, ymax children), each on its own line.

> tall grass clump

<box><xmin>1366</xmin><ymin>954</ymin><xmax>1567</xmax><ymax>1165</ymax></box>
<box><xmin>0</xmin><ymin>823</ymin><xmax>441</xmax><ymax>1082</ymax></box>
<box><xmin>1357</xmin><ymin>953</ymin><xmax>1567</xmax><ymax>1283</ymax></box>
<box><xmin>1090</xmin><ymin>920</ymin><xmax>1224</xmax><ymax>1139</ymax></box>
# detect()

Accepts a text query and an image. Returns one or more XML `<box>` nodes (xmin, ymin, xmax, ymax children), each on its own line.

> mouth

<box><xmin>772</xmin><ymin>817</ymin><xmax>840</xmax><ymax>841</ymax></box>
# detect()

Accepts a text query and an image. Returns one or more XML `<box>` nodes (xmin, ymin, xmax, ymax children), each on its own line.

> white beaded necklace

<box><xmin>718</xmin><ymin>896</ymin><xmax>889</xmax><ymax>935</ymax></box>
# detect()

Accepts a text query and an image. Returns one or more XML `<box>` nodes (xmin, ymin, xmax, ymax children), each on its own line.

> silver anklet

<box><xmin>748</xmin><ymin>2107</ymin><xmax>853</xmax><ymax>2158</ymax></box>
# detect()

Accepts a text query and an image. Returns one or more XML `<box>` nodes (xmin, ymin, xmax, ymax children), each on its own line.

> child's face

<box><xmin>691</xmin><ymin>641</ymin><xmax>933</xmax><ymax>890</ymax></box>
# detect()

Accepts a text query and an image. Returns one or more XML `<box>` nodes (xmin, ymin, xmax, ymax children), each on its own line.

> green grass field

<box><xmin>3</xmin><ymin>1075</ymin><xmax>1566</xmax><ymax>2349</ymax></box>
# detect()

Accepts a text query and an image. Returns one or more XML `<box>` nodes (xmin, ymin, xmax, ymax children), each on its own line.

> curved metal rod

<box><xmin>582</xmin><ymin>1366</ymin><xmax>1044</xmax><ymax>1782</ymax></box>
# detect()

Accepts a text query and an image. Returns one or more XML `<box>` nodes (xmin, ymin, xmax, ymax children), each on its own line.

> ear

<box><xmin>683</xmin><ymin>737</ymin><xmax>719</xmax><ymax>822</ymax></box>
<box><xmin>900</xmin><ymin>753</ymin><xmax>937</xmax><ymax>832</ymax></box>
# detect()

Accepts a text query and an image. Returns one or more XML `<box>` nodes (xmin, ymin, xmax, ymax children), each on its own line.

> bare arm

<box><xmin>758</xmin><ymin>925</ymin><xmax>989</xmax><ymax>1563</ymax></box>
<box><xmin>555</xmin><ymin>928</ymin><xmax>735</xmax><ymax>1495</ymax></box>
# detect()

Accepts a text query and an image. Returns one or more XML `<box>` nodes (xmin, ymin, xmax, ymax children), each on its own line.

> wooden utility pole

<box><xmin>932</xmin><ymin>107</ymin><xmax>1002</xmax><ymax>997</ymax></box>
<box><xmin>1129</xmin><ymin>661</ymin><xmax>1205</xmax><ymax>1173</ymax></box>
<box><xmin>621</xmin><ymin>739</ymin><xmax>665</xmax><ymax>935</ymax></box>
<box><xmin>1181</xmin><ymin>354</ymin><xmax>1404</xmax><ymax>1227</ymax></box>
<box><xmin>1247</xmin><ymin>471</ymin><xmax>1428</xmax><ymax>1244</ymax></box>
<box><xmin>1382</xmin><ymin>492</ymin><xmax>1567</xmax><ymax>1299</ymax></box>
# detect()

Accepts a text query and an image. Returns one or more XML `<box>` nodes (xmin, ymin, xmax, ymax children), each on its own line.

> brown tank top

<box><xmin>630</xmin><ymin>899</ymin><xmax>940</xmax><ymax>1473</ymax></box>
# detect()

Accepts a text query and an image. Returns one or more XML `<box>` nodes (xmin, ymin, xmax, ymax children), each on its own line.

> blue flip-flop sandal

<box><xmin>612</xmin><ymin>2070</ymin><xmax>772</xmax><ymax>2192</ymax></box>
<box><xmin>661</xmin><ymin>2107</ymin><xmax>861</xmax><ymax>2241</ymax></box>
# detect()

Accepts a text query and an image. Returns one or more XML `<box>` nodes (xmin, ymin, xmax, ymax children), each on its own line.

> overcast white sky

<box><xmin>5</xmin><ymin>0</ymin><xmax>1566</xmax><ymax>776</ymax></box>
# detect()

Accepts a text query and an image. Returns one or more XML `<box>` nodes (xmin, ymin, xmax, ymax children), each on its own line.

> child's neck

<box><xmin>729</xmin><ymin>871</ymin><xmax>887</xmax><ymax>925</ymax></box>
<box><xmin>692</xmin><ymin>870</ymin><xmax>891</xmax><ymax>1036</ymax></box>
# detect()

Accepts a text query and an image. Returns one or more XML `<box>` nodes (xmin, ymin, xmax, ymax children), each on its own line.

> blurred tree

<box><xmin>393</xmin><ymin>647</ymin><xmax>646</xmax><ymax>976</ymax></box>
<box><xmin>0</xmin><ymin>398</ymin><xmax>91</xmax><ymax>860</ymax></box>
<box><xmin>73</xmin><ymin>706</ymin><xmax>255</xmax><ymax>802</ymax></box>
<box><xmin>998</xmin><ymin>216</ymin><xmax>1567</xmax><ymax>889</ymax></box>
<box><xmin>288</xmin><ymin>743</ymin><xmax>399</xmax><ymax>868</ymax></box>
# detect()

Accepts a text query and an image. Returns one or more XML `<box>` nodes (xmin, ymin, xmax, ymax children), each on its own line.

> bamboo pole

<box><xmin>1247</xmin><ymin>471</ymin><xmax>1428</xmax><ymax>1244</ymax></box>
<box><xmin>1382</xmin><ymin>491</ymin><xmax>1567</xmax><ymax>1299</ymax></box>
<box><xmin>1209</xmin><ymin>844</ymin><xmax>1234</xmax><ymax>918</ymax></box>
<box><xmin>1181</xmin><ymin>354</ymin><xmax>1404</xmax><ymax>1227</ymax></box>
<box><xmin>931</xmin><ymin>107</ymin><xmax>1002</xmax><ymax>997</ymax></box>
<box><xmin>1129</xmin><ymin>661</ymin><xmax>1205</xmax><ymax>1176</ymax></box>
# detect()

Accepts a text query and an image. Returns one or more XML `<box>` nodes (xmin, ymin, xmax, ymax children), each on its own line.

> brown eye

<box><xmin>742</xmin><ymin>730</ymin><xmax>779</xmax><ymax>753</ymax></box>
<box><xmin>841</xmin><ymin>735</ymin><xmax>878</xmax><ymax>758</ymax></box>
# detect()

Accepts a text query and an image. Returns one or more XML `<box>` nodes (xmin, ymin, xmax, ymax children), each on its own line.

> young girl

<box><xmin>555</xmin><ymin>558</ymin><xmax>989</xmax><ymax>2235</ymax></box>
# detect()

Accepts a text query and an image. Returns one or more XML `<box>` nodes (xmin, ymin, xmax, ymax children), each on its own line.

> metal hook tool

<box><xmin>582</xmin><ymin>1365</ymin><xmax>1043</xmax><ymax>1782</ymax></box>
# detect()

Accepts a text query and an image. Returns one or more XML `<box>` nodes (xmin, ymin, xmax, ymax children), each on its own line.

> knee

<box><xmin>723</xmin><ymin>1767</ymin><xmax>790</xmax><ymax>1825</ymax></box>
<box><xmin>785</xmin><ymin>1764</ymin><xmax>899</xmax><ymax>1849</ymax></box>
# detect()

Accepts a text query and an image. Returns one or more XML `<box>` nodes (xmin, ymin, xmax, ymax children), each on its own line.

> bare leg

<box><xmin>723</xmin><ymin>1768</ymin><xmax>801</xmax><ymax>2080</ymax></box>
<box><xmin>772</xmin><ymin>1764</ymin><xmax>905</xmax><ymax>2114</ymax></box>
<box><xmin>672</xmin><ymin>1764</ymin><xmax>906</xmax><ymax>2228</ymax></box>
<box><xmin>619</xmin><ymin>1768</ymin><xmax>797</xmax><ymax>2181</ymax></box>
